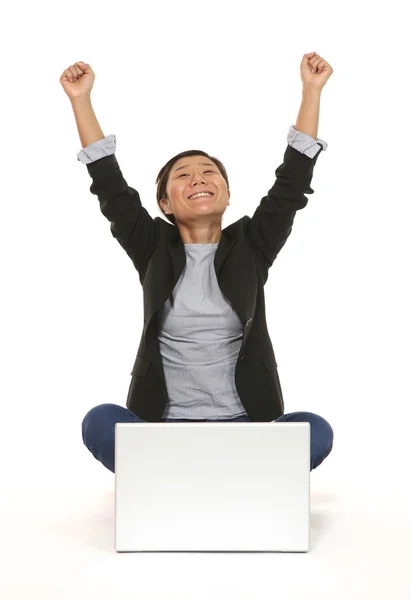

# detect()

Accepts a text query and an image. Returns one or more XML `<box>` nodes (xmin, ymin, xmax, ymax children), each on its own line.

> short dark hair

<box><xmin>155</xmin><ymin>150</ymin><xmax>230</xmax><ymax>225</ymax></box>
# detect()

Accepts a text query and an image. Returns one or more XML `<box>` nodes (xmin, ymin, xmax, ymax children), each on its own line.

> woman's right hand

<box><xmin>60</xmin><ymin>61</ymin><xmax>95</xmax><ymax>101</ymax></box>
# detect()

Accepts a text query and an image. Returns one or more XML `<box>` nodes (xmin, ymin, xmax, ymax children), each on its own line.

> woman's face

<box><xmin>161</xmin><ymin>155</ymin><xmax>230</xmax><ymax>221</ymax></box>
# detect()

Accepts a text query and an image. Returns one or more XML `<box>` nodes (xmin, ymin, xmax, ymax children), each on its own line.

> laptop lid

<box><xmin>115</xmin><ymin>422</ymin><xmax>310</xmax><ymax>552</ymax></box>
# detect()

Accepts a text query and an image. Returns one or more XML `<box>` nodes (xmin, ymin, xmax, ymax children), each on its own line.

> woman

<box><xmin>60</xmin><ymin>53</ymin><xmax>334</xmax><ymax>474</ymax></box>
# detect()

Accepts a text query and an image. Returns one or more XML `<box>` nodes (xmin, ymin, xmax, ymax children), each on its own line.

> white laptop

<box><xmin>115</xmin><ymin>422</ymin><xmax>310</xmax><ymax>552</ymax></box>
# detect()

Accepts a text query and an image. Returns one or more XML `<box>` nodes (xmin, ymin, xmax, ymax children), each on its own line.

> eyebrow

<box><xmin>173</xmin><ymin>162</ymin><xmax>216</xmax><ymax>174</ymax></box>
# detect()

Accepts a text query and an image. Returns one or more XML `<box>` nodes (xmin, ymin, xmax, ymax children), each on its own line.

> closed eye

<box><xmin>179</xmin><ymin>170</ymin><xmax>214</xmax><ymax>177</ymax></box>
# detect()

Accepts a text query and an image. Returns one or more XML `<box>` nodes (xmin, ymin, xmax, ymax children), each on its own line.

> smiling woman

<box><xmin>156</xmin><ymin>149</ymin><xmax>231</xmax><ymax>244</ymax></box>
<box><xmin>68</xmin><ymin>56</ymin><xmax>335</xmax><ymax>477</ymax></box>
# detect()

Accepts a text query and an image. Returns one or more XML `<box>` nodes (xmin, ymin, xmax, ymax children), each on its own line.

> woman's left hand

<box><xmin>301</xmin><ymin>52</ymin><xmax>333</xmax><ymax>92</ymax></box>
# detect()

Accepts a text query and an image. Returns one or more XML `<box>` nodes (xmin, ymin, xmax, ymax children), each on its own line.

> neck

<box><xmin>177</xmin><ymin>222</ymin><xmax>222</xmax><ymax>244</ymax></box>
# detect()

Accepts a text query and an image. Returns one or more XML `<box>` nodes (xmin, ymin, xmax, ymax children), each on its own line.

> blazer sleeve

<box><xmin>246</xmin><ymin>125</ymin><xmax>328</xmax><ymax>269</ymax></box>
<box><xmin>78</xmin><ymin>136</ymin><xmax>158</xmax><ymax>274</ymax></box>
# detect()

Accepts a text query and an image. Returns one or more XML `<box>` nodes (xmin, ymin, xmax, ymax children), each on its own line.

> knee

<box><xmin>81</xmin><ymin>403</ymin><xmax>118</xmax><ymax>440</ymax></box>
<box><xmin>315</xmin><ymin>414</ymin><xmax>334</xmax><ymax>450</ymax></box>
<box><xmin>304</xmin><ymin>412</ymin><xmax>334</xmax><ymax>447</ymax></box>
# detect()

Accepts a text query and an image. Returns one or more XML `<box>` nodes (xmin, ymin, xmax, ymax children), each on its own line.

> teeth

<box><xmin>189</xmin><ymin>192</ymin><xmax>212</xmax><ymax>200</ymax></box>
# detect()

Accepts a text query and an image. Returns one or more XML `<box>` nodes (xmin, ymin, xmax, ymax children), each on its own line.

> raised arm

<box><xmin>60</xmin><ymin>61</ymin><xmax>158</xmax><ymax>275</ymax></box>
<box><xmin>246</xmin><ymin>52</ymin><xmax>333</xmax><ymax>271</ymax></box>
<box><xmin>60</xmin><ymin>61</ymin><xmax>104</xmax><ymax>147</ymax></box>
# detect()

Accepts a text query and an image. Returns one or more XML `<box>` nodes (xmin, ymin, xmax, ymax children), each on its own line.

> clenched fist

<box><xmin>60</xmin><ymin>61</ymin><xmax>95</xmax><ymax>101</ymax></box>
<box><xmin>301</xmin><ymin>52</ymin><xmax>333</xmax><ymax>92</ymax></box>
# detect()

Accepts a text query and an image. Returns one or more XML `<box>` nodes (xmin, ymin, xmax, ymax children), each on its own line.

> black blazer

<box><xmin>85</xmin><ymin>143</ymin><xmax>324</xmax><ymax>422</ymax></box>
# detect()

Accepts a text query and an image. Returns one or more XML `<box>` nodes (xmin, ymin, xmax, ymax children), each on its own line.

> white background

<box><xmin>1</xmin><ymin>0</ymin><xmax>410</xmax><ymax>598</ymax></box>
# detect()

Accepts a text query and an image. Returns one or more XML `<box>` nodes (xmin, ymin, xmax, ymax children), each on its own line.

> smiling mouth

<box><xmin>188</xmin><ymin>192</ymin><xmax>214</xmax><ymax>200</ymax></box>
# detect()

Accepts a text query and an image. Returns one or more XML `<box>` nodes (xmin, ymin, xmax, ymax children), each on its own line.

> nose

<box><xmin>192</xmin><ymin>174</ymin><xmax>206</xmax><ymax>184</ymax></box>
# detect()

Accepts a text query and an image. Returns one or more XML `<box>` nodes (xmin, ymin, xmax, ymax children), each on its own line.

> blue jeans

<box><xmin>82</xmin><ymin>404</ymin><xmax>334</xmax><ymax>474</ymax></box>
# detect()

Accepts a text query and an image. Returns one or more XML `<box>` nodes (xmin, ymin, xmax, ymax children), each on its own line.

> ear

<box><xmin>160</xmin><ymin>197</ymin><xmax>167</xmax><ymax>209</ymax></box>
